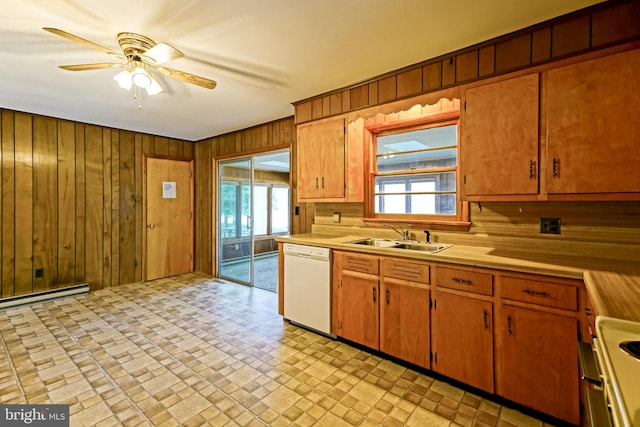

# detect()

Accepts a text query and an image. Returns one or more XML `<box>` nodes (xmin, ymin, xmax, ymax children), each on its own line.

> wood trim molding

<box><xmin>293</xmin><ymin>0</ymin><xmax>640</xmax><ymax>124</ymax></box>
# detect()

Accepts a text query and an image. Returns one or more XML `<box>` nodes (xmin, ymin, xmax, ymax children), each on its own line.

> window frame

<box><xmin>363</xmin><ymin>111</ymin><xmax>470</xmax><ymax>231</ymax></box>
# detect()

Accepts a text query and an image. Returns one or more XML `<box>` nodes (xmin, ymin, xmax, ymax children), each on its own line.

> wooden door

<box><xmin>432</xmin><ymin>291</ymin><xmax>494</xmax><ymax>392</ymax></box>
<box><xmin>145</xmin><ymin>157</ymin><xmax>194</xmax><ymax>280</ymax></box>
<box><xmin>500</xmin><ymin>305</ymin><xmax>579</xmax><ymax>425</ymax></box>
<box><xmin>340</xmin><ymin>272</ymin><xmax>379</xmax><ymax>349</ymax></box>
<box><xmin>380</xmin><ymin>280</ymin><xmax>430</xmax><ymax>368</ymax></box>
<box><xmin>462</xmin><ymin>74</ymin><xmax>539</xmax><ymax>198</ymax></box>
<box><xmin>545</xmin><ymin>49</ymin><xmax>640</xmax><ymax>196</ymax></box>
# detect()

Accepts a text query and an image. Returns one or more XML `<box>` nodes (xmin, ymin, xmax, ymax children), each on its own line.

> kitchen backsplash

<box><xmin>311</xmin><ymin>201</ymin><xmax>640</xmax><ymax>264</ymax></box>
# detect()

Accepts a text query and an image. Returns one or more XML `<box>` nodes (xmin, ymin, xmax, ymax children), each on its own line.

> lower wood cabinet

<box><xmin>432</xmin><ymin>291</ymin><xmax>494</xmax><ymax>393</ymax></box>
<box><xmin>497</xmin><ymin>273</ymin><xmax>582</xmax><ymax>426</ymax></box>
<box><xmin>499</xmin><ymin>305</ymin><xmax>579</xmax><ymax>425</ymax></box>
<box><xmin>340</xmin><ymin>272</ymin><xmax>379</xmax><ymax>349</ymax></box>
<box><xmin>333</xmin><ymin>251</ymin><xmax>430</xmax><ymax>367</ymax></box>
<box><xmin>332</xmin><ymin>250</ymin><xmax>586</xmax><ymax>425</ymax></box>
<box><xmin>380</xmin><ymin>258</ymin><xmax>430</xmax><ymax>368</ymax></box>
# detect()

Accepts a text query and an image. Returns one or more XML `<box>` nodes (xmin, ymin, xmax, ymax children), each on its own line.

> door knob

<box><xmin>148</xmin><ymin>223</ymin><xmax>155</xmax><ymax>229</ymax></box>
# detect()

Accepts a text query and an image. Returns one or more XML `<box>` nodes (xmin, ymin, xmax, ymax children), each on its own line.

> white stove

<box><xmin>593</xmin><ymin>316</ymin><xmax>640</xmax><ymax>427</ymax></box>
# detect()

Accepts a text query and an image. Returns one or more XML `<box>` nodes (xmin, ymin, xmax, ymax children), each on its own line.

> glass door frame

<box><xmin>215</xmin><ymin>147</ymin><xmax>291</xmax><ymax>288</ymax></box>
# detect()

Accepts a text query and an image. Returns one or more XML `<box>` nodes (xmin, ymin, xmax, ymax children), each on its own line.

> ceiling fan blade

<box><xmin>156</xmin><ymin>66</ymin><xmax>217</xmax><ymax>90</ymax></box>
<box><xmin>142</xmin><ymin>43</ymin><xmax>184</xmax><ymax>65</ymax></box>
<box><xmin>59</xmin><ymin>63</ymin><xmax>125</xmax><ymax>71</ymax></box>
<box><xmin>43</xmin><ymin>27</ymin><xmax>123</xmax><ymax>59</ymax></box>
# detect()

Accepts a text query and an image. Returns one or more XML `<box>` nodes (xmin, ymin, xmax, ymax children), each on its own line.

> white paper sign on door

<box><xmin>163</xmin><ymin>181</ymin><xmax>176</xmax><ymax>198</ymax></box>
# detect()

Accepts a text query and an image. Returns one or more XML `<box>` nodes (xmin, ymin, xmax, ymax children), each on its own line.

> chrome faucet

<box><xmin>383</xmin><ymin>223</ymin><xmax>410</xmax><ymax>240</ymax></box>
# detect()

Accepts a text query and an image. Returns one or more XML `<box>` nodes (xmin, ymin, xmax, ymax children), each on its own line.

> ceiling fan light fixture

<box><xmin>131</xmin><ymin>66</ymin><xmax>151</xmax><ymax>88</ymax></box>
<box><xmin>113</xmin><ymin>70</ymin><xmax>133</xmax><ymax>90</ymax></box>
<box><xmin>145</xmin><ymin>75</ymin><xmax>163</xmax><ymax>95</ymax></box>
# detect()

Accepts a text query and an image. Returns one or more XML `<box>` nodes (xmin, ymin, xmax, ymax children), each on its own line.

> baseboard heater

<box><xmin>0</xmin><ymin>284</ymin><xmax>89</xmax><ymax>310</ymax></box>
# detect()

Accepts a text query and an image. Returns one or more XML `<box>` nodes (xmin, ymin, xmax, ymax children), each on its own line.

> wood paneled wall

<box><xmin>0</xmin><ymin>109</ymin><xmax>193</xmax><ymax>297</ymax></box>
<box><xmin>294</xmin><ymin>0</ymin><xmax>640</xmax><ymax>123</ymax></box>
<box><xmin>314</xmin><ymin>201</ymin><xmax>640</xmax><ymax>265</ymax></box>
<box><xmin>193</xmin><ymin>117</ymin><xmax>305</xmax><ymax>275</ymax></box>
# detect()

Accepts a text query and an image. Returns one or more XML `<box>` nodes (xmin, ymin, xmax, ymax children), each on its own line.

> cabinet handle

<box><xmin>385</xmin><ymin>289</ymin><xmax>390</xmax><ymax>304</ymax></box>
<box><xmin>522</xmin><ymin>289</ymin><xmax>551</xmax><ymax>297</ymax></box>
<box><xmin>529</xmin><ymin>160</ymin><xmax>536</xmax><ymax>179</ymax></box>
<box><xmin>482</xmin><ymin>309</ymin><xmax>489</xmax><ymax>330</ymax></box>
<box><xmin>452</xmin><ymin>277</ymin><xmax>473</xmax><ymax>285</ymax></box>
<box><xmin>507</xmin><ymin>316</ymin><xmax>513</xmax><ymax>336</ymax></box>
<box><xmin>321</xmin><ymin>177</ymin><xmax>325</xmax><ymax>189</ymax></box>
<box><xmin>315</xmin><ymin>177</ymin><xmax>319</xmax><ymax>189</ymax></box>
<box><xmin>552</xmin><ymin>158</ymin><xmax>559</xmax><ymax>177</ymax></box>
<box><xmin>372</xmin><ymin>287</ymin><xmax>377</xmax><ymax>303</ymax></box>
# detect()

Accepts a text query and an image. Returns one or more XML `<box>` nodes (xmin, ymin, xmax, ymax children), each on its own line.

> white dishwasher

<box><xmin>283</xmin><ymin>243</ymin><xmax>334</xmax><ymax>337</ymax></box>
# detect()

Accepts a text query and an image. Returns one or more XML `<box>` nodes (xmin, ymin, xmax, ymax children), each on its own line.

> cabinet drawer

<box><xmin>501</xmin><ymin>276</ymin><xmax>577</xmax><ymax>311</ymax></box>
<box><xmin>382</xmin><ymin>259</ymin><xmax>430</xmax><ymax>284</ymax></box>
<box><xmin>342</xmin><ymin>253</ymin><xmax>379</xmax><ymax>275</ymax></box>
<box><xmin>436</xmin><ymin>266</ymin><xmax>493</xmax><ymax>295</ymax></box>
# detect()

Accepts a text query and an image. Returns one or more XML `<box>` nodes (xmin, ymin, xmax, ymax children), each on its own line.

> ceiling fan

<box><xmin>43</xmin><ymin>27</ymin><xmax>217</xmax><ymax>96</ymax></box>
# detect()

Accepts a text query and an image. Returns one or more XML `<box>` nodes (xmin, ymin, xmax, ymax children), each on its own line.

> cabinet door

<box><xmin>500</xmin><ymin>306</ymin><xmax>579</xmax><ymax>425</ymax></box>
<box><xmin>340</xmin><ymin>272</ymin><xmax>379</xmax><ymax>349</ymax></box>
<box><xmin>319</xmin><ymin>119</ymin><xmax>346</xmax><ymax>198</ymax></box>
<box><xmin>546</xmin><ymin>49</ymin><xmax>640</xmax><ymax>196</ymax></box>
<box><xmin>297</xmin><ymin>118</ymin><xmax>346</xmax><ymax>200</ymax></box>
<box><xmin>462</xmin><ymin>74</ymin><xmax>539</xmax><ymax>198</ymax></box>
<box><xmin>432</xmin><ymin>291</ymin><xmax>494</xmax><ymax>392</ymax></box>
<box><xmin>297</xmin><ymin>123</ymin><xmax>324</xmax><ymax>199</ymax></box>
<box><xmin>380</xmin><ymin>281</ymin><xmax>430</xmax><ymax>368</ymax></box>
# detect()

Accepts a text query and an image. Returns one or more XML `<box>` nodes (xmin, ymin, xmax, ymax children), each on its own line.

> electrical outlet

<box><xmin>540</xmin><ymin>218</ymin><xmax>561</xmax><ymax>234</ymax></box>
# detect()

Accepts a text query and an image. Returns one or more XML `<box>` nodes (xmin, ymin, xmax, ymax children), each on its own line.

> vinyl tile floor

<box><xmin>0</xmin><ymin>273</ymin><xmax>556</xmax><ymax>427</ymax></box>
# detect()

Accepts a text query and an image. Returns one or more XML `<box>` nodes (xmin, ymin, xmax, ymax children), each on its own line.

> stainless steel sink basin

<box><xmin>346</xmin><ymin>238</ymin><xmax>399</xmax><ymax>248</ymax></box>
<box><xmin>345</xmin><ymin>238</ymin><xmax>452</xmax><ymax>253</ymax></box>
<box><xmin>393</xmin><ymin>242</ymin><xmax>452</xmax><ymax>253</ymax></box>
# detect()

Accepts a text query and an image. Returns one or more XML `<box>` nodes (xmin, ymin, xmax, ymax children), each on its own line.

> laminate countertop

<box><xmin>277</xmin><ymin>233</ymin><xmax>639</xmax><ymax>320</ymax></box>
<box><xmin>583</xmin><ymin>270</ymin><xmax>640</xmax><ymax>322</ymax></box>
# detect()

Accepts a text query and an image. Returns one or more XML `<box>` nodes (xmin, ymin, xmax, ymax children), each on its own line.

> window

<box><xmin>220</xmin><ymin>180</ymin><xmax>289</xmax><ymax>238</ymax></box>
<box><xmin>365</xmin><ymin>111</ymin><xmax>469</xmax><ymax>229</ymax></box>
<box><xmin>271</xmin><ymin>186</ymin><xmax>290</xmax><ymax>234</ymax></box>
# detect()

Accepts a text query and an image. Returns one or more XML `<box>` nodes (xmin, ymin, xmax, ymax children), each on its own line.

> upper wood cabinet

<box><xmin>461</xmin><ymin>48</ymin><xmax>640</xmax><ymax>201</ymax></box>
<box><xmin>296</xmin><ymin>117</ymin><xmax>363</xmax><ymax>202</ymax></box>
<box><xmin>462</xmin><ymin>73</ymin><xmax>540</xmax><ymax>200</ymax></box>
<box><xmin>544</xmin><ymin>49</ymin><xmax>640</xmax><ymax>199</ymax></box>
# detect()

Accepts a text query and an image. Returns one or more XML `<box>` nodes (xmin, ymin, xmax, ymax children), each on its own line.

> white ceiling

<box><xmin>0</xmin><ymin>0</ymin><xmax>601</xmax><ymax>141</ymax></box>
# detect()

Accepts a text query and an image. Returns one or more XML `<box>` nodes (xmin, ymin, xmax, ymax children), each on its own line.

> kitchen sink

<box><xmin>345</xmin><ymin>238</ymin><xmax>452</xmax><ymax>253</ymax></box>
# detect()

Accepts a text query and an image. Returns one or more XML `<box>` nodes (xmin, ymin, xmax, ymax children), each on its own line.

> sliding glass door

<box><xmin>217</xmin><ymin>150</ymin><xmax>290</xmax><ymax>290</ymax></box>
<box><xmin>218</xmin><ymin>158</ymin><xmax>253</xmax><ymax>284</ymax></box>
